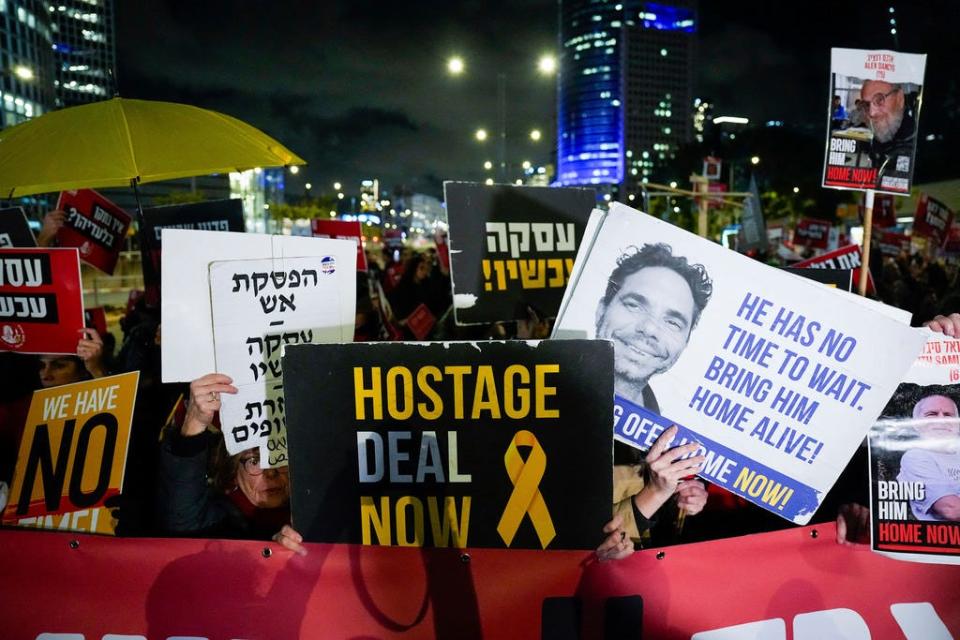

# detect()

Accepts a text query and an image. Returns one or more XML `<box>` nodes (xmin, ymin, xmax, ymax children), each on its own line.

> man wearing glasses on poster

<box><xmin>859</xmin><ymin>79</ymin><xmax>919</xmax><ymax>191</ymax></box>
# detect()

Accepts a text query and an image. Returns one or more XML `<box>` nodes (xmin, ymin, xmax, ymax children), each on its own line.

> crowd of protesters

<box><xmin>1</xmin><ymin>210</ymin><xmax>959</xmax><ymax>559</ymax></box>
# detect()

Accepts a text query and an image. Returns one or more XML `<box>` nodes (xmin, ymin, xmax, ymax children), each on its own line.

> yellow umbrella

<box><xmin>0</xmin><ymin>97</ymin><xmax>305</xmax><ymax>198</ymax></box>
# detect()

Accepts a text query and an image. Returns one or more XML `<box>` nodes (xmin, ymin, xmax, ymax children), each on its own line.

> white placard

<box><xmin>161</xmin><ymin>229</ymin><xmax>356</xmax><ymax>382</ymax></box>
<box><xmin>210</xmin><ymin>256</ymin><xmax>350</xmax><ymax>466</ymax></box>
<box><xmin>554</xmin><ymin>203</ymin><xmax>928</xmax><ymax>523</ymax></box>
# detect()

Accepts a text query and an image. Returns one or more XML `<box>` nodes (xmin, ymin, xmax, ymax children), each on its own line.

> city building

<box><xmin>50</xmin><ymin>0</ymin><xmax>116</xmax><ymax>107</ymax></box>
<box><xmin>0</xmin><ymin>0</ymin><xmax>56</xmax><ymax>128</ymax></box>
<box><xmin>556</xmin><ymin>0</ymin><xmax>697</xmax><ymax>198</ymax></box>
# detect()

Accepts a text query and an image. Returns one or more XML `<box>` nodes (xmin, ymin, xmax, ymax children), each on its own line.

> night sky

<box><xmin>117</xmin><ymin>1</ymin><xmax>959</xmax><ymax>198</ymax></box>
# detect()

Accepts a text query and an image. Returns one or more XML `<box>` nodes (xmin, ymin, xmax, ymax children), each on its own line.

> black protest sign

<box><xmin>444</xmin><ymin>182</ymin><xmax>596</xmax><ymax>325</ymax></box>
<box><xmin>786</xmin><ymin>268</ymin><xmax>854</xmax><ymax>291</ymax></box>
<box><xmin>140</xmin><ymin>199</ymin><xmax>245</xmax><ymax>292</ymax></box>
<box><xmin>0</xmin><ymin>208</ymin><xmax>37</xmax><ymax>248</ymax></box>
<box><xmin>283</xmin><ymin>340</ymin><xmax>613</xmax><ymax>550</ymax></box>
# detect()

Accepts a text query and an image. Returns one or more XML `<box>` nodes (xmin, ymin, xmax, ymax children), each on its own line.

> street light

<box><xmin>485</xmin><ymin>178</ymin><xmax>494</xmax><ymax>185</ymax></box>
<box><xmin>289</xmin><ymin>165</ymin><xmax>299</xmax><ymax>175</ymax></box>
<box><xmin>13</xmin><ymin>65</ymin><xmax>34</xmax><ymax>81</ymax></box>
<box><xmin>483</xmin><ymin>160</ymin><xmax>493</xmax><ymax>170</ymax></box>
<box><xmin>447</xmin><ymin>56</ymin><xmax>465</xmax><ymax>75</ymax></box>
<box><xmin>475</xmin><ymin>128</ymin><xmax>488</xmax><ymax>142</ymax></box>
<box><xmin>529</xmin><ymin>129</ymin><xmax>542</xmax><ymax>142</ymax></box>
<box><xmin>522</xmin><ymin>160</ymin><xmax>532</xmax><ymax>170</ymax></box>
<box><xmin>333</xmin><ymin>181</ymin><xmax>342</xmax><ymax>190</ymax></box>
<box><xmin>750</xmin><ymin>156</ymin><xmax>761</xmax><ymax>165</ymax></box>
<box><xmin>305</xmin><ymin>182</ymin><xmax>312</xmax><ymax>190</ymax></box>
<box><xmin>537</xmin><ymin>55</ymin><xmax>556</xmax><ymax>75</ymax></box>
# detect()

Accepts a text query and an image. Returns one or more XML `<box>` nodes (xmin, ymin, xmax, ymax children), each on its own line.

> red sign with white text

<box><xmin>0</xmin><ymin>248</ymin><xmax>84</xmax><ymax>354</ymax></box>
<box><xmin>913</xmin><ymin>193</ymin><xmax>954</xmax><ymax>246</ymax></box>
<box><xmin>0</xmin><ymin>524</ymin><xmax>956</xmax><ymax>638</ymax></box>
<box><xmin>794</xmin><ymin>218</ymin><xmax>831</xmax><ymax>249</ymax></box>
<box><xmin>56</xmin><ymin>189</ymin><xmax>132</xmax><ymax>275</ymax></box>
<box><xmin>878</xmin><ymin>230</ymin><xmax>912</xmax><ymax>256</ymax></box>
<box><xmin>311</xmin><ymin>219</ymin><xmax>367</xmax><ymax>271</ymax></box>
<box><xmin>793</xmin><ymin>243</ymin><xmax>874</xmax><ymax>294</ymax></box>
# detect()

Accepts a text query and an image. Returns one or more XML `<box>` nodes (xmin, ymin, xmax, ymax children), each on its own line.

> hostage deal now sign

<box><xmin>283</xmin><ymin>340</ymin><xmax>613</xmax><ymax>550</ymax></box>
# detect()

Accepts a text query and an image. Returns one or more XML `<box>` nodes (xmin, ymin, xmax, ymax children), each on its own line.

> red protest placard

<box><xmin>877</xmin><ymin>230</ymin><xmax>911</xmax><ymax>256</ymax></box>
<box><xmin>793</xmin><ymin>243</ymin><xmax>875</xmax><ymax>294</ymax></box>
<box><xmin>0</xmin><ymin>248</ymin><xmax>85</xmax><ymax>354</ymax></box>
<box><xmin>794</xmin><ymin>218</ymin><xmax>831</xmax><ymax>249</ymax></box>
<box><xmin>913</xmin><ymin>193</ymin><xmax>954</xmax><ymax>246</ymax></box>
<box><xmin>56</xmin><ymin>189</ymin><xmax>132</xmax><ymax>275</ymax></box>
<box><xmin>405</xmin><ymin>303</ymin><xmax>436</xmax><ymax>340</ymax></box>
<box><xmin>311</xmin><ymin>219</ymin><xmax>367</xmax><ymax>271</ymax></box>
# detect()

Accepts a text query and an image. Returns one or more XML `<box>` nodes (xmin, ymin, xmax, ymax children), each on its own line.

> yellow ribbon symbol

<box><xmin>497</xmin><ymin>430</ymin><xmax>556</xmax><ymax>549</ymax></box>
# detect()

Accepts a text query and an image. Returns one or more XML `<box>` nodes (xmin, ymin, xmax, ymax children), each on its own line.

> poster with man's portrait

<box><xmin>869</xmin><ymin>332</ymin><xmax>960</xmax><ymax>565</ymax></box>
<box><xmin>554</xmin><ymin>203</ymin><xmax>927</xmax><ymax>524</ymax></box>
<box><xmin>822</xmin><ymin>48</ymin><xmax>926</xmax><ymax>195</ymax></box>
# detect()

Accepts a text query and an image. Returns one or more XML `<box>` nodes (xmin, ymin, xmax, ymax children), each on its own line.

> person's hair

<box><xmin>601</xmin><ymin>243</ymin><xmax>713</xmax><ymax>327</ymax></box>
<box><xmin>210</xmin><ymin>436</ymin><xmax>244</xmax><ymax>494</ymax></box>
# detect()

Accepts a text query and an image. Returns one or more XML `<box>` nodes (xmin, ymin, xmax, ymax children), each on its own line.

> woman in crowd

<box><xmin>156</xmin><ymin>373</ymin><xmax>305</xmax><ymax>554</ymax></box>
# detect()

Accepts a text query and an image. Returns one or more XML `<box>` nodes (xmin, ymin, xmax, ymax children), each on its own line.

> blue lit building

<box><xmin>556</xmin><ymin>0</ymin><xmax>696</xmax><ymax>197</ymax></box>
<box><xmin>51</xmin><ymin>0</ymin><xmax>117</xmax><ymax>107</ymax></box>
<box><xmin>0</xmin><ymin>0</ymin><xmax>56</xmax><ymax>128</ymax></box>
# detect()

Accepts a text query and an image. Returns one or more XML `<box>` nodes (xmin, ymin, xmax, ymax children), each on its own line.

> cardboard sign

<box><xmin>0</xmin><ymin>248</ymin><xmax>84</xmax><ymax>354</ymax></box>
<box><xmin>869</xmin><ymin>333</ymin><xmax>960</xmax><ymax>565</ymax></box>
<box><xmin>283</xmin><ymin>340</ymin><xmax>613</xmax><ymax>550</ymax></box>
<box><xmin>0</xmin><ymin>207</ymin><xmax>37</xmax><ymax>248</ymax></box>
<box><xmin>822</xmin><ymin>48</ymin><xmax>926</xmax><ymax>195</ymax></box>
<box><xmin>141</xmin><ymin>199</ymin><xmax>246</xmax><ymax>297</ymax></box>
<box><xmin>794</xmin><ymin>218</ymin><xmax>832</xmax><ymax>249</ymax></box>
<box><xmin>160</xmin><ymin>229</ymin><xmax>356</xmax><ymax>383</ymax></box>
<box><xmin>553</xmin><ymin>203</ymin><xmax>927</xmax><ymax>524</ymax></box>
<box><xmin>1</xmin><ymin>372</ymin><xmax>139</xmax><ymax>535</ymax></box>
<box><xmin>1</xmin><ymin>522</ymin><xmax>959</xmax><ymax>639</ymax></box>
<box><xmin>444</xmin><ymin>182</ymin><xmax>596</xmax><ymax>325</ymax></box>
<box><xmin>913</xmin><ymin>194</ymin><xmax>954</xmax><ymax>246</ymax></box>
<box><xmin>311</xmin><ymin>219</ymin><xmax>367</xmax><ymax>271</ymax></box>
<box><xmin>56</xmin><ymin>189</ymin><xmax>132</xmax><ymax>275</ymax></box>
<box><xmin>210</xmin><ymin>255</ymin><xmax>353</xmax><ymax>467</ymax></box>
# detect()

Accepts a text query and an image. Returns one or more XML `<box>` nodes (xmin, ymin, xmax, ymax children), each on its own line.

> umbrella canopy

<box><xmin>0</xmin><ymin>97</ymin><xmax>305</xmax><ymax>198</ymax></box>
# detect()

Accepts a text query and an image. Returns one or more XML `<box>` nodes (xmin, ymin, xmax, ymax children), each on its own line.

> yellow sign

<box><xmin>496</xmin><ymin>430</ymin><xmax>555</xmax><ymax>548</ymax></box>
<box><xmin>1</xmin><ymin>372</ymin><xmax>139</xmax><ymax>535</ymax></box>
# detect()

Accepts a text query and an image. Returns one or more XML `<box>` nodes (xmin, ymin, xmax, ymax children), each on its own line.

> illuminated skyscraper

<box><xmin>556</xmin><ymin>0</ymin><xmax>696</xmax><ymax>197</ymax></box>
<box><xmin>0</xmin><ymin>0</ymin><xmax>55</xmax><ymax>127</ymax></box>
<box><xmin>51</xmin><ymin>0</ymin><xmax>116</xmax><ymax>107</ymax></box>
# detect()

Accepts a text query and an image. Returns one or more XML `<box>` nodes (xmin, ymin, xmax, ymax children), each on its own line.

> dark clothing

<box><xmin>868</xmin><ymin>108</ymin><xmax>917</xmax><ymax>190</ymax></box>
<box><xmin>157</xmin><ymin>429</ymin><xmax>288</xmax><ymax>540</ymax></box>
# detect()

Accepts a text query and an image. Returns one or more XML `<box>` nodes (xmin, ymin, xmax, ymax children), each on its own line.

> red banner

<box><xmin>0</xmin><ymin>248</ymin><xmax>84</xmax><ymax>354</ymax></box>
<box><xmin>56</xmin><ymin>189</ymin><xmax>132</xmax><ymax>275</ymax></box>
<box><xmin>873</xmin><ymin>193</ymin><xmax>899</xmax><ymax>228</ymax></box>
<box><xmin>311</xmin><ymin>219</ymin><xmax>367</xmax><ymax>271</ymax></box>
<box><xmin>913</xmin><ymin>194</ymin><xmax>954</xmax><ymax>246</ymax></box>
<box><xmin>878</xmin><ymin>230</ymin><xmax>912</xmax><ymax>256</ymax></box>
<box><xmin>792</xmin><ymin>243</ymin><xmax>875</xmax><ymax>295</ymax></box>
<box><xmin>794</xmin><ymin>218</ymin><xmax>831</xmax><ymax>249</ymax></box>
<box><xmin>0</xmin><ymin>524</ymin><xmax>957</xmax><ymax>638</ymax></box>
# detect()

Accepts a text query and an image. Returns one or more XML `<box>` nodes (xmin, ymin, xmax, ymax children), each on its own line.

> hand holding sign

<box><xmin>595</xmin><ymin>514</ymin><xmax>634</xmax><ymax>562</ymax></box>
<box><xmin>924</xmin><ymin>313</ymin><xmax>960</xmax><ymax>338</ymax></box>
<box><xmin>77</xmin><ymin>328</ymin><xmax>105</xmax><ymax>378</ymax></box>
<box><xmin>184</xmin><ymin>373</ymin><xmax>237</xmax><ymax>436</ymax></box>
<box><xmin>36</xmin><ymin>210</ymin><xmax>66</xmax><ymax>247</ymax></box>
<box><xmin>635</xmin><ymin>426</ymin><xmax>704</xmax><ymax>519</ymax></box>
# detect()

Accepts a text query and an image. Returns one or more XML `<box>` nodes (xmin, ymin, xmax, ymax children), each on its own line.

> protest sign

<box><xmin>56</xmin><ymin>189</ymin><xmax>131</xmax><ymax>275</ymax></box>
<box><xmin>793</xmin><ymin>243</ymin><xmax>875</xmax><ymax>295</ymax></box>
<box><xmin>311</xmin><ymin>219</ymin><xmax>367</xmax><ymax>271</ymax></box>
<box><xmin>553</xmin><ymin>203</ymin><xmax>927</xmax><ymax>524</ymax></box>
<box><xmin>786</xmin><ymin>268</ymin><xmax>854</xmax><ymax>291</ymax></box>
<box><xmin>873</xmin><ymin>193</ymin><xmax>899</xmax><ymax>228</ymax></box>
<box><xmin>943</xmin><ymin>222</ymin><xmax>960</xmax><ymax>257</ymax></box>
<box><xmin>443</xmin><ymin>182</ymin><xmax>595</xmax><ymax>325</ymax></box>
<box><xmin>794</xmin><ymin>218</ymin><xmax>831</xmax><ymax>249</ymax></box>
<box><xmin>738</xmin><ymin>176</ymin><xmax>767</xmax><ymax>252</ymax></box>
<box><xmin>0</xmin><ymin>207</ymin><xmax>37</xmax><ymax>248</ymax></box>
<box><xmin>160</xmin><ymin>229</ymin><xmax>356</xmax><ymax>383</ymax></box>
<box><xmin>822</xmin><ymin>48</ymin><xmax>926</xmax><ymax>195</ymax></box>
<box><xmin>210</xmin><ymin>255</ymin><xmax>353</xmax><ymax>467</ymax></box>
<box><xmin>869</xmin><ymin>332</ymin><xmax>960</xmax><ymax>565</ymax></box>
<box><xmin>913</xmin><ymin>194</ymin><xmax>954</xmax><ymax>247</ymax></box>
<box><xmin>283</xmin><ymin>340</ymin><xmax>613</xmax><ymax>549</ymax></box>
<box><xmin>0</xmin><ymin>248</ymin><xmax>84</xmax><ymax>354</ymax></box>
<box><xmin>1</xmin><ymin>372</ymin><xmax>138</xmax><ymax>535</ymax></box>
<box><xmin>877</xmin><ymin>230</ymin><xmax>911</xmax><ymax>256</ymax></box>
<box><xmin>141</xmin><ymin>199</ymin><xmax>246</xmax><ymax>298</ymax></box>
<box><xmin>703</xmin><ymin>156</ymin><xmax>722</xmax><ymax>180</ymax></box>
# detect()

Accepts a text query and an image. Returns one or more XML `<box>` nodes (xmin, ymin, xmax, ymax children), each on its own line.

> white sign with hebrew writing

<box><xmin>210</xmin><ymin>256</ymin><xmax>350</xmax><ymax>467</ymax></box>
